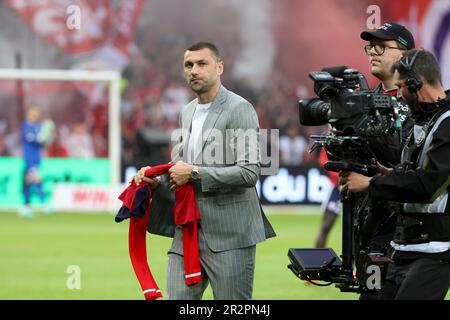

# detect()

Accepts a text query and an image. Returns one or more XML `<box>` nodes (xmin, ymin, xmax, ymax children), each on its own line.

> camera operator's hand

<box><xmin>339</xmin><ymin>171</ymin><xmax>371</xmax><ymax>198</ymax></box>
<box><xmin>376</xmin><ymin>162</ymin><xmax>394</xmax><ymax>176</ymax></box>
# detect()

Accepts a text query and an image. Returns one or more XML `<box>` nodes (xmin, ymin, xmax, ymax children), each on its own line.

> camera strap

<box><xmin>401</xmin><ymin>107</ymin><xmax>450</xmax><ymax>168</ymax></box>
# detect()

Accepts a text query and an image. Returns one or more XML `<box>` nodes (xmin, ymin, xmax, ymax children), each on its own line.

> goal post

<box><xmin>0</xmin><ymin>68</ymin><xmax>122</xmax><ymax>185</ymax></box>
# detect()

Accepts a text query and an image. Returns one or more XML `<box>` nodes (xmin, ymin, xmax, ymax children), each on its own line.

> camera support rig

<box><xmin>288</xmin><ymin>133</ymin><xmax>382</xmax><ymax>293</ymax></box>
<box><xmin>326</xmin><ymin>134</ymin><xmax>378</xmax><ymax>291</ymax></box>
<box><xmin>322</xmin><ymin>141</ymin><xmax>376</xmax><ymax>292</ymax></box>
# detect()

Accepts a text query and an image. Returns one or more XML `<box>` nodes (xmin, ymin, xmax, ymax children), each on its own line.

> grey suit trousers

<box><xmin>167</xmin><ymin>225</ymin><xmax>256</xmax><ymax>300</ymax></box>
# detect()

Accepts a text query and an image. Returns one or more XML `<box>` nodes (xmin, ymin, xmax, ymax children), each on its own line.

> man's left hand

<box><xmin>339</xmin><ymin>171</ymin><xmax>371</xmax><ymax>198</ymax></box>
<box><xmin>168</xmin><ymin>160</ymin><xmax>194</xmax><ymax>191</ymax></box>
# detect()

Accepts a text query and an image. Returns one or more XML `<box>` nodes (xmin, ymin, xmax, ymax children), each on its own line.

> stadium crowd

<box><xmin>0</xmin><ymin>28</ymin><xmax>323</xmax><ymax>167</ymax></box>
<box><xmin>120</xmin><ymin>34</ymin><xmax>322</xmax><ymax>166</ymax></box>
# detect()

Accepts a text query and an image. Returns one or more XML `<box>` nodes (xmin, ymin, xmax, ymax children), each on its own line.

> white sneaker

<box><xmin>18</xmin><ymin>206</ymin><xmax>35</xmax><ymax>218</ymax></box>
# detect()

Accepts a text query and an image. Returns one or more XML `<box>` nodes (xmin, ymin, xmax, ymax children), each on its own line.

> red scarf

<box><xmin>117</xmin><ymin>163</ymin><xmax>202</xmax><ymax>300</ymax></box>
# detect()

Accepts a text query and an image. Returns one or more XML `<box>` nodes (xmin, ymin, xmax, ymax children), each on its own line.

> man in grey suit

<box><xmin>135</xmin><ymin>42</ymin><xmax>275</xmax><ymax>300</ymax></box>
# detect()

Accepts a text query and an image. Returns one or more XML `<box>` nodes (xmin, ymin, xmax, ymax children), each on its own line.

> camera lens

<box><xmin>316</xmin><ymin>84</ymin><xmax>338</xmax><ymax>101</ymax></box>
<box><xmin>298</xmin><ymin>98</ymin><xmax>330</xmax><ymax>126</ymax></box>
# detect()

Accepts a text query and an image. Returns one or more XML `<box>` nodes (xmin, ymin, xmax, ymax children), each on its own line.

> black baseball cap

<box><xmin>360</xmin><ymin>22</ymin><xmax>415</xmax><ymax>50</ymax></box>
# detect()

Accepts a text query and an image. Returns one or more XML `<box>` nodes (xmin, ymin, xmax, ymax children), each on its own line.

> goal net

<box><xmin>0</xmin><ymin>68</ymin><xmax>121</xmax><ymax>210</ymax></box>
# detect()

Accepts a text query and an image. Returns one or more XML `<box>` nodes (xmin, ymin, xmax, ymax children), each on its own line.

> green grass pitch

<box><xmin>0</xmin><ymin>210</ymin><xmax>447</xmax><ymax>300</ymax></box>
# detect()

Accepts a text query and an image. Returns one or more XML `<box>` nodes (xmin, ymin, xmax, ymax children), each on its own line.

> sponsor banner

<box><xmin>123</xmin><ymin>163</ymin><xmax>332</xmax><ymax>206</ymax></box>
<box><xmin>1</xmin><ymin>161</ymin><xmax>332</xmax><ymax>210</ymax></box>
<box><xmin>0</xmin><ymin>157</ymin><xmax>23</xmax><ymax>209</ymax></box>
<box><xmin>0</xmin><ymin>157</ymin><xmax>109</xmax><ymax>208</ymax></box>
<box><xmin>52</xmin><ymin>183</ymin><xmax>125</xmax><ymax>211</ymax></box>
<box><xmin>257</xmin><ymin>166</ymin><xmax>332</xmax><ymax>205</ymax></box>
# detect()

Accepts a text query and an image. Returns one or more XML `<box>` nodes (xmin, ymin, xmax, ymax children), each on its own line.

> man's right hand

<box><xmin>134</xmin><ymin>166</ymin><xmax>159</xmax><ymax>188</ymax></box>
<box><xmin>376</xmin><ymin>162</ymin><xmax>394</xmax><ymax>176</ymax></box>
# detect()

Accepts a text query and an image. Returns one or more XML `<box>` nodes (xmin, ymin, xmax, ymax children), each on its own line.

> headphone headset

<box><xmin>399</xmin><ymin>49</ymin><xmax>423</xmax><ymax>93</ymax></box>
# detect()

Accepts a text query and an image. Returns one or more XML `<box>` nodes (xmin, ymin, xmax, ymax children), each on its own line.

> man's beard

<box><xmin>404</xmin><ymin>93</ymin><xmax>418</xmax><ymax>109</ymax></box>
<box><xmin>405</xmin><ymin>93</ymin><xmax>423</xmax><ymax>122</ymax></box>
<box><xmin>190</xmin><ymin>81</ymin><xmax>212</xmax><ymax>95</ymax></box>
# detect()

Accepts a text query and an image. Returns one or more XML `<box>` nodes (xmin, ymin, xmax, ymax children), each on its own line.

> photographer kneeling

<box><xmin>341</xmin><ymin>48</ymin><xmax>450</xmax><ymax>300</ymax></box>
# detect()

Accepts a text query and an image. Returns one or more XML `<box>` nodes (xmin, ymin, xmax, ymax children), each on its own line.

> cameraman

<box><xmin>355</xmin><ymin>23</ymin><xmax>416</xmax><ymax>300</ymax></box>
<box><xmin>342</xmin><ymin>48</ymin><xmax>450</xmax><ymax>300</ymax></box>
<box><xmin>299</xmin><ymin>22</ymin><xmax>416</xmax><ymax>297</ymax></box>
<box><xmin>315</xmin><ymin>21</ymin><xmax>415</xmax><ymax>250</ymax></box>
<box><xmin>361</xmin><ymin>22</ymin><xmax>415</xmax><ymax>164</ymax></box>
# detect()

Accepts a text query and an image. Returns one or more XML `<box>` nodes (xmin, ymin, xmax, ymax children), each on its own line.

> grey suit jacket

<box><xmin>148</xmin><ymin>85</ymin><xmax>275</xmax><ymax>252</ymax></box>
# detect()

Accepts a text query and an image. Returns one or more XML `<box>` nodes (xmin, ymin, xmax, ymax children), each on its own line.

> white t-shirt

<box><xmin>391</xmin><ymin>241</ymin><xmax>450</xmax><ymax>253</ymax></box>
<box><xmin>187</xmin><ymin>102</ymin><xmax>212</xmax><ymax>163</ymax></box>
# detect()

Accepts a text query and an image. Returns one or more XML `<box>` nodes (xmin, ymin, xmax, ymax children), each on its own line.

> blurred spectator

<box><xmin>121</xmin><ymin>121</ymin><xmax>138</xmax><ymax>164</ymax></box>
<box><xmin>0</xmin><ymin>136</ymin><xmax>6</xmax><ymax>156</ymax></box>
<box><xmin>46</xmin><ymin>127</ymin><xmax>69</xmax><ymax>158</ymax></box>
<box><xmin>129</xmin><ymin>100</ymin><xmax>149</xmax><ymax>131</ymax></box>
<box><xmin>92</xmin><ymin>103</ymin><xmax>108</xmax><ymax>137</ymax></box>
<box><xmin>279</xmin><ymin>123</ymin><xmax>308</xmax><ymax>166</ymax></box>
<box><xmin>65</xmin><ymin>122</ymin><xmax>95</xmax><ymax>158</ymax></box>
<box><xmin>160</xmin><ymin>82</ymin><xmax>191</xmax><ymax>129</ymax></box>
<box><xmin>0</xmin><ymin>119</ymin><xmax>7</xmax><ymax>156</ymax></box>
<box><xmin>3</xmin><ymin>131</ymin><xmax>21</xmax><ymax>157</ymax></box>
<box><xmin>92</xmin><ymin>127</ymin><xmax>108</xmax><ymax>158</ymax></box>
<box><xmin>0</xmin><ymin>17</ymin><xmax>321</xmax><ymax>168</ymax></box>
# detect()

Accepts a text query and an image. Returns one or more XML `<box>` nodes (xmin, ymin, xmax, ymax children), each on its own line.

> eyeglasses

<box><xmin>364</xmin><ymin>44</ymin><xmax>406</xmax><ymax>56</ymax></box>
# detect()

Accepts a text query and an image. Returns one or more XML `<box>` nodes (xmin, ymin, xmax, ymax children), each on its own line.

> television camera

<box><xmin>288</xmin><ymin>66</ymin><xmax>401</xmax><ymax>293</ymax></box>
